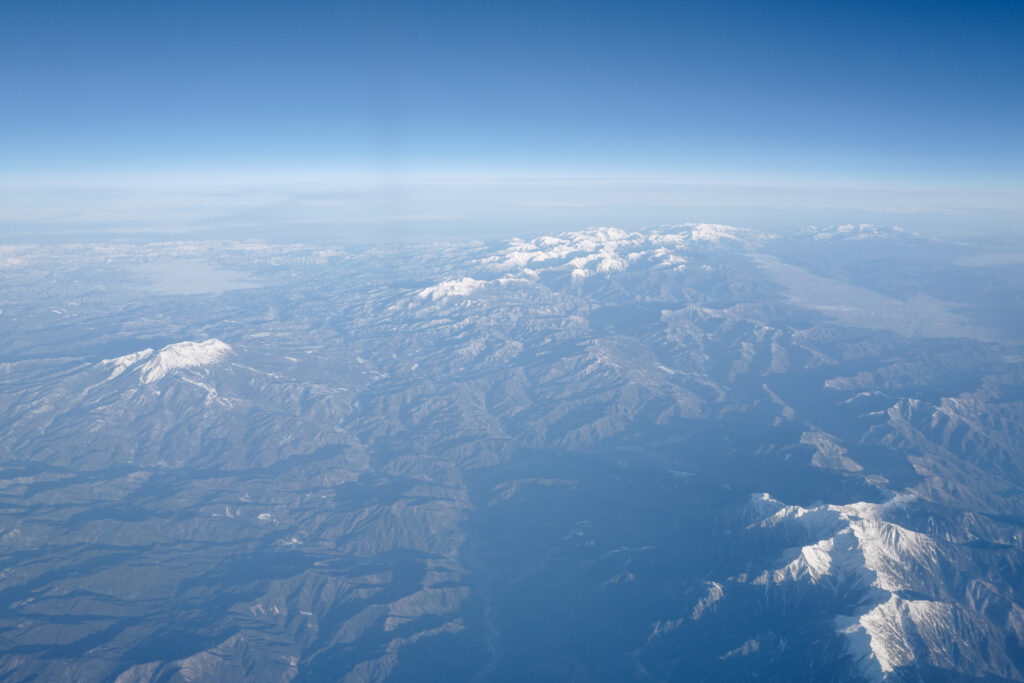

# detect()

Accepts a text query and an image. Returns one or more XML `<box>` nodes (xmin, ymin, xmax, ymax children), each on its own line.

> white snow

<box><xmin>745</xmin><ymin>493</ymin><xmax>955</xmax><ymax>677</ymax></box>
<box><xmin>691</xmin><ymin>581</ymin><xmax>724</xmax><ymax>620</ymax></box>
<box><xmin>417</xmin><ymin>277</ymin><xmax>486</xmax><ymax>300</ymax></box>
<box><xmin>137</xmin><ymin>339</ymin><xmax>232</xmax><ymax>384</ymax></box>
<box><xmin>100</xmin><ymin>348</ymin><xmax>154</xmax><ymax>380</ymax></box>
<box><xmin>102</xmin><ymin>340</ymin><xmax>231</xmax><ymax>384</ymax></box>
<box><xmin>479</xmin><ymin>224</ymin><xmax>750</xmax><ymax>281</ymax></box>
<box><xmin>410</xmin><ymin>223</ymin><xmax>754</xmax><ymax>306</ymax></box>
<box><xmin>686</xmin><ymin>223</ymin><xmax>743</xmax><ymax>242</ymax></box>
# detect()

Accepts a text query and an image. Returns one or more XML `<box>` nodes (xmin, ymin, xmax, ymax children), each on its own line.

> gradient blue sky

<box><xmin>1</xmin><ymin>0</ymin><xmax>1022</xmax><ymax>239</ymax></box>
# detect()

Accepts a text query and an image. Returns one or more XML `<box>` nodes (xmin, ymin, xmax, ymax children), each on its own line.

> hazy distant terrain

<box><xmin>2</xmin><ymin>224</ymin><xmax>1024</xmax><ymax>681</ymax></box>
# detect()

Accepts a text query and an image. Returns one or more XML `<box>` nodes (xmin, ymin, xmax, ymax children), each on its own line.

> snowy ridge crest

<box><xmin>800</xmin><ymin>224</ymin><xmax>921</xmax><ymax>241</ymax></box>
<box><xmin>483</xmin><ymin>224</ymin><xmax>750</xmax><ymax>277</ymax></box>
<box><xmin>415</xmin><ymin>275</ymin><xmax>535</xmax><ymax>301</ymax></box>
<box><xmin>741</xmin><ymin>493</ymin><xmax>1024</xmax><ymax>680</ymax></box>
<box><xmin>100</xmin><ymin>348</ymin><xmax>154</xmax><ymax>380</ymax></box>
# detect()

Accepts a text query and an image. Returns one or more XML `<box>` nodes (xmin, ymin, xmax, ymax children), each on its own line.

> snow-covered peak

<box><xmin>685</xmin><ymin>223</ymin><xmax>745</xmax><ymax>242</ymax></box>
<box><xmin>138</xmin><ymin>339</ymin><xmax>232</xmax><ymax>384</ymax></box>
<box><xmin>98</xmin><ymin>339</ymin><xmax>232</xmax><ymax>384</ymax></box>
<box><xmin>801</xmin><ymin>224</ymin><xmax>919</xmax><ymax>241</ymax></box>
<box><xmin>417</xmin><ymin>277</ymin><xmax>487</xmax><ymax>300</ymax></box>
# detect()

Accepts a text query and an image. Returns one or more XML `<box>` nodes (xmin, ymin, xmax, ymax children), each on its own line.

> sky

<box><xmin>1</xmin><ymin>0</ymin><xmax>1022</xmax><ymax>240</ymax></box>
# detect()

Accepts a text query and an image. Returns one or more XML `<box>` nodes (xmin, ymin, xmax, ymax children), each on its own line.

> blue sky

<box><xmin>1</xmin><ymin>0</ymin><xmax>1022</xmax><ymax>238</ymax></box>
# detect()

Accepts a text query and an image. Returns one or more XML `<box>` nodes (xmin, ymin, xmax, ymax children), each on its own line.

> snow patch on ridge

<box><xmin>691</xmin><ymin>581</ymin><xmax>724</xmax><ymax>620</ymax></box>
<box><xmin>801</xmin><ymin>430</ymin><xmax>863</xmax><ymax>472</ymax></box>
<box><xmin>100</xmin><ymin>348</ymin><xmax>154</xmax><ymax>380</ymax></box>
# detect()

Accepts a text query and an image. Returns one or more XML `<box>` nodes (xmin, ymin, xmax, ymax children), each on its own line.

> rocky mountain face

<box><xmin>1</xmin><ymin>224</ymin><xmax>1023</xmax><ymax>681</ymax></box>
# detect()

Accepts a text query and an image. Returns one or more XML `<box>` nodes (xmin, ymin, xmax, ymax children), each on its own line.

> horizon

<box><xmin>2</xmin><ymin>174</ymin><xmax>1022</xmax><ymax>244</ymax></box>
<box><xmin>2</xmin><ymin>0</ymin><xmax>1022</xmax><ymax>241</ymax></box>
